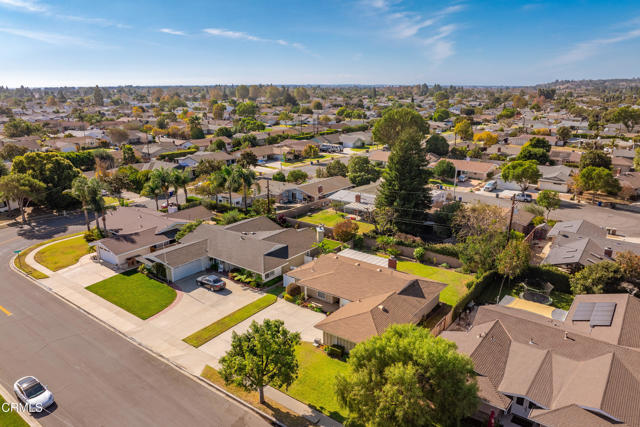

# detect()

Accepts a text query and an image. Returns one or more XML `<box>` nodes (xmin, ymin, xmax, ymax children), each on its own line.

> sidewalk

<box><xmin>264</xmin><ymin>387</ymin><xmax>342</xmax><ymax>427</ymax></box>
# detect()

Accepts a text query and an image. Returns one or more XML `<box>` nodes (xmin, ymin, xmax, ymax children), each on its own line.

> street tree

<box><xmin>577</xmin><ymin>166</ymin><xmax>621</xmax><ymax>202</ymax></box>
<box><xmin>325</xmin><ymin>159</ymin><xmax>348</xmax><ymax>177</ymax></box>
<box><xmin>501</xmin><ymin>160</ymin><xmax>541</xmax><ymax>194</ymax></box>
<box><xmin>335</xmin><ymin>324</ymin><xmax>478</xmax><ymax>427</ymax></box>
<box><xmin>220</xmin><ymin>319</ymin><xmax>300</xmax><ymax>404</ymax></box>
<box><xmin>612</xmin><ymin>106</ymin><xmax>640</xmax><ymax>132</ymax></box>
<box><xmin>0</xmin><ymin>173</ymin><xmax>45</xmax><ymax>223</ymax></box>
<box><xmin>536</xmin><ymin>190</ymin><xmax>561</xmax><ymax>220</ymax></box>
<box><xmin>579</xmin><ymin>150</ymin><xmax>612</xmax><ymax>170</ymax></box>
<box><xmin>348</xmin><ymin>156</ymin><xmax>380</xmax><ymax>186</ymax></box>
<box><xmin>425</xmin><ymin>134</ymin><xmax>449</xmax><ymax>156</ymax></box>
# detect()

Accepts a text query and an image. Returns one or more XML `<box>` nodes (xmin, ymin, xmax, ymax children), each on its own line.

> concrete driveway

<box><xmin>199</xmin><ymin>299</ymin><xmax>326</xmax><ymax>363</ymax></box>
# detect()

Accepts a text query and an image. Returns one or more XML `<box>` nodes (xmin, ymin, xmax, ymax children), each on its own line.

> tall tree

<box><xmin>372</xmin><ymin>108</ymin><xmax>429</xmax><ymax>148</ymax></box>
<box><xmin>501</xmin><ymin>160</ymin><xmax>541</xmax><ymax>194</ymax></box>
<box><xmin>375</xmin><ymin>130</ymin><xmax>431</xmax><ymax>234</ymax></box>
<box><xmin>579</xmin><ymin>150</ymin><xmax>612</xmax><ymax>170</ymax></box>
<box><xmin>0</xmin><ymin>173</ymin><xmax>45</xmax><ymax>223</ymax></box>
<box><xmin>536</xmin><ymin>190</ymin><xmax>561</xmax><ymax>220</ymax></box>
<box><xmin>149</xmin><ymin>167</ymin><xmax>173</xmax><ymax>204</ymax></box>
<box><xmin>220</xmin><ymin>319</ymin><xmax>300</xmax><ymax>404</ymax></box>
<box><xmin>141</xmin><ymin>178</ymin><xmax>162</xmax><ymax>211</ymax></box>
<box><xmin>335</xmin><ymin>324</ymin><xmax>478</xmax><ymax>427</ymax></box>
<box><xmin>93</xmin><ymin>85</ymin><xmax>104</xmax><ymax>106</ymax></box>
<box><xmin>170</xmin><ymin>169</ymin><xmax>190</xmax><ymax>206</ymax></box>
<box><xmin>86</xmin><ymin>177</ymin><xmax>107</xmax><ymax>232</ymax></box>
<box><xmin>576</xmin><ymin>166</ymin><xmax>621</xmax><ymax>202</ymax></box>
<box><xmin>612</xmin><ymin>106</ymin><xmax>640</xmax><ymax>132</ymax></box>
<box><xmin>425</xmin><ymin>134</ymin><xmax>449</xmax><ymax>156</ymax></box>
<box><xmin>235</xmin><ymin>85</ymin><xmax>249</xmax><ymax>101</ymax></box>
<box><xmin>68</xmin><ymin>176</ymin><xmax>92</xmax><ymax>231</ymax></box>
<box><xmin>121</xmin><ymin>144</ymin><xmax>137</xmax><ymax>164</ymax></box>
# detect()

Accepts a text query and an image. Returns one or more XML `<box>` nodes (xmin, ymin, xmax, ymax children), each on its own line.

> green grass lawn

<box><xmin>265</xmin><ymin>285</ymin><xmax>285</xmax><ymax>297</ymax></box>
<box><xmin>550</xmin><ymin>291</ymin><xmax>574</xmax><ymax>311</ymax></box>
<box><xmin>103</xmin><ymin>196</ymin><xmax>119</xmax><ymax>205</ymax></box>
<box><xmin>321</xmin><ymin>239</ymin><xmax>344</xmax><ymax>251</ymax></box>
<box><xmin>0</xmin><ymin>394</ymin><xmax>28</xmax><ymax>427</ymax></box>
<box><xmin>14</xmin><ymin>232</ymin><xmax>86</xmax><ymax>279</ymax></box>
<box><xmin>34</xmin><ymin>235</ymin><xmax>91</xmax><ymax>271</ymax></box>
<box><xmin>283</xmin><ymin>342</ymin><xmax>349</xmax><ymax>422</ymax></box>
<box><xmin>86</xmin><ymin>270</ymin><xmax>177</xmax><ymax>320</ymax></box>
<box><xmin>429</xmin><ymin>178</ymin><xmax>455</xmax><ymax>188</ymax></box>
<box><xmin>183</xmin><ymin>294</ymin><xmax>277</xmax><ymax>347</ymax></box>
<box><xmin>397</xmin><ymin>261</ymin><xmax>473</xmax><ymax>306</ymax></box>
<box><xmin>281</xmin><ymin>154</ymin><xmax>335</xmax><ymax>167</ymax></box>
<box><xmin>299</xmin><ymin>209</ymin><xmax>374</xmax><ymax>234</ymax></box>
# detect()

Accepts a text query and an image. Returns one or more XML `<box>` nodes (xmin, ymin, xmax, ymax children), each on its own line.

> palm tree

<box><xmin>68</xmin><ymin>176</ymin><xmax>92</xmax><ymax>231</ymax></box>
<box><xmin>221</xmin><ymin>165</ymin><xmax>241</xmax><ymax>207</ymax></box>
<box><xmin>150</xmin><ymin>167</ymin><xmax>172</xmax><ymax>205</ymax></box>
<box><xmin>170</xmin><ymin>169</ymin><xmax>190</xmax><ymax>206</ymax></box>
<box><xmin>234</xmin><ymin>167</ymin><xmax>259</xmax><ymax>212</ymax></box>
<box><xmin>142</xmin><ymin>179</ymin><xmax>163</xmax><ymax>211</ymax></box>
<box><xmin>86</xmin><ymin>178</ymin><xmax>106</xmax><ymax>234</ymax></box>
<box><xmin>203</xmin><ymin>170</ymin><xmax>225</xmax><ymax>205</ymax></box>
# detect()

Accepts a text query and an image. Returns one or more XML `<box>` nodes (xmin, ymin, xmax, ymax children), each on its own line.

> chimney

<box><xmin>604</xmin><ymin>247</ymin><xmax>613</xmax><ymax>258</ymax></box>
<box><xmin>355</xmin><ymin>193</ymin><xmax>361</xmax><ymax>203</ymax></box>
<box><xmin>317</xmin><ymin>185</ymin><xmax>323</xmax><ymax>195</ymax></box>
<box><xmin>388</xmin><ymin>256</ymin><xmax>397</xmax><ymax>270</ymax></box>
<box><xmin>316</xmin><ymin>226</ymin><xmax>325</xmax><ymax>242</ymax></box>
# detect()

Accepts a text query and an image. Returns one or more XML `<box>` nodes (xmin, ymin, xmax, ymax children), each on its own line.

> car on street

<box><xmin>196</xmin><ymin>274</ymin><xmax>226</xmax><ymax>291</ymax></box>
<box><xmin>514</xmin><ymin>192</ymin><xmax>533</xmax><ymax>202</ymax></box>
<box><xmin>483</xmin><ymin>180</ymin><xmax>497</xmax><ymax>192</ymax></box>
<box><xmin>13</xmin><ymin>376</ymin><xmax>54</xmax><ymax>412</ymax></box>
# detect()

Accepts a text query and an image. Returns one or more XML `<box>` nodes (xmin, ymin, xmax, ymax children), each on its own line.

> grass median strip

<box><xmin>14</xmin><ymin>232</ymin><xmax>85</xmax><ymax>279</ymax></box>
<box><xmin>184</xmin><ymin>294</ymin><xmax>277</xmax><ymax>347</ymax></box>
<box><xmin>0</xmin><ymin>394</ymin><xmax>29</xmax><ymax>427</ymax></box>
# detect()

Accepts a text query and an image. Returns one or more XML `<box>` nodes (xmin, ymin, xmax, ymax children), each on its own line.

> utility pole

<box><xmin>506</xmin><ymin>195</ymin><xmax>516</xmax><ymax>243</ymax></box>
<box><xmin>266</xmin><ymin>179</ymin><xmax>271</xmax><ymax>215</ymax></box>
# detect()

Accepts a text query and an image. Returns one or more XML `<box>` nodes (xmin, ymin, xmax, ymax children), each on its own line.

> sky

<box><xmin>1</xmin><ymin>0</ymin><xmax>640</xmax><ymax>87</ymax></box>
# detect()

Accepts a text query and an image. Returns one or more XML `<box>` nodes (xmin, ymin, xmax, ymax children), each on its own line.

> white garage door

<box><xmin>172</xmin><ymin>258</ymin><xmax>206</xmax><ymax>281</ymax></box>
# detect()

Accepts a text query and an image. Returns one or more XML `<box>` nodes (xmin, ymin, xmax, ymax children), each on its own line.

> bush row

<box><xmin>157</xmin><ymin>148</ymin><xmax>197</xmax><ymax>160</ymax></box>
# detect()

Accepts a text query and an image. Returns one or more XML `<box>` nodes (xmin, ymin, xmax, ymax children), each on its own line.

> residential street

<box><xmin>451</xmin><ymin>190</ymin><xmax>640</xmax><ymax>238</ymax></box>
<box><xmin>0</xmin><ymin>215</ymin><xmax>269</xmax><ymax>427</ymax></box>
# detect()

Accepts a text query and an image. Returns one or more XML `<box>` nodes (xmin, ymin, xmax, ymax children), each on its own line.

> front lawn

<box><xmin>298</xmin><ymin>209</ymin><xmax>374</xmax><ymax>234</ymax></box>
<box><xmin>281</xmin><ymin>154</ymin><xmax>335</xmax><ymax>167</ymax></box>
<box><xmin>429</xmin><ymin>178</ymin><xmax>455</xmax><ymax>188</ymax></box>
<box><xmin>14</xmin><ymin>232</ymin><xmax>85</xmax><ymax>279</ymax></box>
<box><xmin>396</xmin><ymin>261</ymin><xmax>473</xmax><ymax>306</ymax></box>
<box><xmin>34</xmin><ymin>235</ymin><xmax>91</xmax><ymax>271</ymax></box>
<box><xmin>86</xmin><ymin>270</ymin><xmax>177</xmax><ymax>320</ymax></box>
<box><xmin>201</xmin><ymin>366</ymin><xmax>309</xmax><ymax>427</ymax></box>
<box><xmin>283</xmin><ymin>342</ymin><xmax>349</xmax><ymax>422</ymax></box>
<box><xmin>0</xmin><ymin>394</ymin><xmax>28</xmax><ymax>427</ymax></box>
<box><xmin>183</xmin><ymin>294</ymin><xmax>277</xmax><ymax>347</ymax></box>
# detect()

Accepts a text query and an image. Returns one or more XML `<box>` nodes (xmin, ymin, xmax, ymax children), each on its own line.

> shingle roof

<box><xmin>147</xmin><ymin>239</ymin><xmax>208</xmax><ymax>268</ymax></box>
<box><xmin>97</xmin><ymin>226</ymin><xmax>174</xmax><ymax>255</ymax></box>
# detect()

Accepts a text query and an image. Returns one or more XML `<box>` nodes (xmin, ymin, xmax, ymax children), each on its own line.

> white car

<box><xmin>514</xmin><ymin>192</ymin><xmax>533</xmax><ymax>202</ymax></box>
<box><xmin>13</xmin><ymin>376</ymin><xmax>54</xmax><ymax>412</ymax></box>
<box><xmin>483</xmin><ymin>180</ymin><xmax>497</xmax><ymax>192</ymax></box>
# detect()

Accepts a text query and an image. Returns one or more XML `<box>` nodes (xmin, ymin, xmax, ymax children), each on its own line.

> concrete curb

<box><xmin>9</xmin><ymin>253</ymin><xmax>283</xmax><ymax>427</ymax></box>
<box><xmin>0</xmin><ymin>382</ymin><xmax>41</xmax><ymax>427</ymax></box>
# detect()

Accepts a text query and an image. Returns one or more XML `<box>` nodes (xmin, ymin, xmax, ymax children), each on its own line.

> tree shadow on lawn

<box><xmin>262</xmin><ymin>402</ymin><xmax>314</xmax><ymax>427</ymax></box>
<box><xmin>307</xmin><ymin>403</ymin><xmax>346</xmax><ymax>424</ymax></box>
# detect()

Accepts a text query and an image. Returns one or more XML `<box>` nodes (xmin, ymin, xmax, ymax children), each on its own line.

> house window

<box><xmin>265</xmin><ymin>271</ymin><xmax>273</xmax><ymax>279</ymax></box>
<box><xmin>317</xmin><ymin>291</ymin><xmax>326</xmax><ymax>300</ymax></box>
<box><xmin>515</xmin><ymin>397</ymin><xmax>524</xmax><ymax>406</ymax></box>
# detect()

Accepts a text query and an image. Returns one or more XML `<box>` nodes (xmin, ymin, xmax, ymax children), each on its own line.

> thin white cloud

<box><xmin>0</xmin><ymin>0</ymin><xmax>129</xmax><ymax>29</ymax></box>
<box><xmin>0</xmin><ymin>0</ymin><xmax>46</xmax><ymax>12</ymax></box>
<box><xmin>369</xmin><ymin>1</ymin><xmax>464</xmax><ymax>63</ymax></box>
<box><xmin>0</xmin><ymin>26</ymin><xmax>94</xmax><ymax>46</ymax></box>
<box><xmin>552</xmin><ymin>27</ymin><xmax>640</xmax><ymax>65</ymax></box>
<box><xmin>203</xmin><ymin>28</ymin><xmax>310</xmax><ymax>53</ymax></box>
<box><xmin>159</xmin><ymin>28</ymin><xmax>185</xmax><ymax>36</ymax></box>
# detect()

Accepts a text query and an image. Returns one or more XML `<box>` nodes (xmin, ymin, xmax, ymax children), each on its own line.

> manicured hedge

<box><xmin>519</xmin><ymin>265</ymin><xmax>571</xmax><ymax>293</ymax></box>
<box><xmin>157</xmin><ymin>148</ymin><xmax>197</xmax><ymax>160</ymax></box>
<box><xmin>453</xmin><ymin>271</ymin><xmax>499</xmax><ymax>318</ymax></box>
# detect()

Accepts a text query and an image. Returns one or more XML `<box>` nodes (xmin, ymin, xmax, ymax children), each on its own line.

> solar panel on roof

<box><xmin>590</xmin><ymin>302</ymin><xmax>616</xmax><ymax>327</ymax></box>
<box><xmin>573</xmin><ymin>302</ymin><xmax>595</xmax><ymax>321</ymax></box>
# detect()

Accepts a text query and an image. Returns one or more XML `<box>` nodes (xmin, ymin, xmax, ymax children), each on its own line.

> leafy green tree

<box><xmin>536</xmin><ymin>190</ymin><xmax>561</xmax><ymax>220</ymax></box>
<box><xmin>516</xmin><ymin>145</ymin><xmax>550</xmax><ymax>164</ymax></box>
<box><xmin>311</xmin><ymin>100</ymin><xmax>323</xmax><ymax>110</ymax></box>
<box><xmin>235</xmin><ymin>85</ymin><xmax>249</xmax><ymax>101</ymax></box>
<box><xmin>372</xmin><ymin>108</ymin><xmax>429</xmax><ymax>147</ymax></box>
<box><xmin>220</xmin><ymin>319</ymin><xmax>300</xmax><ymax>404</ymax></box>
<box><xmin>577</xmin><ymin>166</ymin><xmax>621</xmax><ymax>202</ymax></box>
<box><xmin>556</xmin><ymin>126</ymin><xmax>572</xmax><ymax>143</ymax></box>
<box><xmin>11</xmin><ymin>152</ymin><xmax>80</xmax><ymax>209</ymax></box>
<box><xmin>235</xmin><ymin>101</ymin><xmax>258</xmax><ymax>117</ymax></box>
<box><xmin>432</xmin><ymin>108</ymin><xmax>450</xmax><ymax>122</ymax></box>
<box><xmin>526</xmin><ymin>137</ymin><xmax>551</xmax><ymax>152</ymax></box>
<box><xmin>495</xmin><ymin>240</ymin><xmax>531</xmax><ymax>301</ymax></box>
<box><xmin>286</xmin><ymin>169</ymin><xmax>308</xmax><ymax>184</ymax></box>
<box><xmin>0</xmin><ymin>173</ymin><xmax>45</xmax><ymax>223</ymax></box>
<box><xmin>579</xmin><ymin>150</ymin><xmax>611</xmax><ymax>170</ymax></box>
<box><xmin>149</xmin><ymin>167</ymin><xmax>173</xmax><ymax>204</ymax></box>
<box><xmin>325</xmin><ymin>159</ymin><xmax>348</xmax><ymax>177</ymax></box>
<box><xmin>3</xmin><ymin>118</ymin><xmax>42</xmax><ymax>137</ymax></box>
<box><xmin>0</xmin><ymin>143</ymin><xmax>29</xmax><ymax>161</ymax></box>
<box><xmin>212</xmin><ymin>103</ymin><xmax>225</xmax><ymax>120</ymax></box>
<box><xmin>501</xmin><ymin>160</ymin><xmax>541</xmax><ymax>193</ymax></box>
<box><xmin>347</xmin><ymin>156</ymin><xmax>380</xmax><ymax>186</ymax></box>
<box><xmin>432</xmin><ymin>160</ymin><xmax>455</xmax><ymax>179</ymax></box>
<box><xmin>293</xmin><ymin>87</ymin><xmax>310</xmax><ymax>102</ymax></box>
<box><xmin>570</xmin><ymin>261</ymin><xmax>624</xmax><ymax>295</ymax></box>
<box><xmin>334</xmin><ymin>219</ymin><xmax>359</xmax><ymax>242</ymax></box>
<box><xmin>460</xmin><ymin>231</ymin><xmax>508</xmax><ymax>273</ymax></box>
<box><xmin>278</xmin><ymin>111</ymin><xmax>294</xmax><ymax>122</ymax></box>
<box><xmin>612</xmin><ymin>106</ymin><xmax>640</xmax><ymax>132</ymax></box>
<box><xmin>272</xmin><ymin>171</ymin><xmax>286</xmax><ymax>182</ymax></box>
<box><xmin>302</xmin><ymin>144</ymin><xmax>319</xmax><ymax>159</ymax></box>
<box><xmin>497</xmin><ymin>107</ymin><xmax>517</xmax><ymax>119</ymax></box>
<box><xmin>195</xmin><ymin>159</ymin><xmax>225</xmax><ymax>177</ymax></box>
<box><xmin>335</xmin><ymin>324</ymin><xmax>478</xmax><ymax>427</ymax></box>
<box><xmin>237</xmin><ymin>151</ymin><xmax>258</xmax><ymax>169</ymax></box>
<box><xmin>376</xmin><ymin>130</ymin><xmax>431</xmax><ymax>234</ymax></box>
<box><xmin>188</xmin><ymin>116</ymin><xmax>205</xmax><ymax>139</ymax></box>
<box><xmin>425</xmin><ymin>134</ymin><xmax>449</xmax><ymax>156</ymax></box>
<box><xmin>448</xmin><ymin>146</ymin><xmax>468</xmax><ymax>159</ymax></box>
<box><xmin>121</xmin><ymin>144</ymin><xmax>137</xmax><ymax>165</ymax></box>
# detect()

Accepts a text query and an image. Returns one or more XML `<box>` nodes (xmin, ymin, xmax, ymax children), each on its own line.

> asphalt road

<box><xmin>0</xmin><ymin>215</ymin><xmax>269</xmax><ymax>427</ymax></box>
<box><xmin>453</xmin><ymin>191</ymin><xmax>640</xmax><ymax>238</ymax></box>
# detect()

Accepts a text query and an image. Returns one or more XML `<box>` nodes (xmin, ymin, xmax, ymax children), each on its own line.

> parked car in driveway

<box><xmin>457</xmin><ymin>174</ymin><xmax>468</xmax><ymax>182</ymax></box>
<box><xmin>196</xmin><ymin>274</ymin><xmax>226</xmax><ymax>291</ymax></box>
<box><xmin>514</xmin><ymin>192</ymin><xmax>533</xmax><ymax>202</ymax></box>
<box><xmin>13</xmin><ymin>376</ymin><xmax>54</xmax><ymax>412</ymax></box>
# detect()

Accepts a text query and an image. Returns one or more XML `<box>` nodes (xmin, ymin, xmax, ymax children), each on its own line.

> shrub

<box><xmin>83</xmin><ymin>227</ymin><xmax>104</xmax><ymax>242</ymax></box>
<box><xmin>327</xmin><ymin>344</ymin><xmax>345</xmax><ymax>358</ymax></box>
<box><xmin>424</xmin><ymin>242</ymin><xmax>460</xmax><ymax>258</ymax></box>
<box><xmin>439</xmin><ymin>263</ymin><xmax>450</xmax><ymax>269</ymax></box>
<box><xmin>413</xmin><ymin>247</ymin><xmax>426</xmax><ymax>261</ymax></box>
<box><xmin>353</xmin><ymin>234</ymin><xmax>364</xmax><ymax>250</ymax></box>
<box><xmin>176</xmin><ymin>219</ymin><xmax>203</xmax><ymax>241</ymax></box>
<box><xmin>334</xmin><ymin>219</ymin><xmax>359</xmax><ymax>242</ymax></box>
<box><xmin>521</xmin><ymin>265</ymin><xmax>571</xmax><ymax>293</ymax></box>
<box><xmin>220</xmin><ymin>209</ymin><xmax>246</xmax><ymax>225</ymax></box>
<box><xmin>387</xmin><ymin>247</ymin><xmax>400</xmax><ymax>257</ymax></box>
<box><xmin>284</xmin><ymin>293</ymin><xmax>296</xmax><ymax>303</ymax></box>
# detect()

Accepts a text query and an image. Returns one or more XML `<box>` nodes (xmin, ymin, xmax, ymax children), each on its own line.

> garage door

<box><xmin>172</xmin><ymin>258</ymin><xmax>205</xmax><ymax>281</ymax></box>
